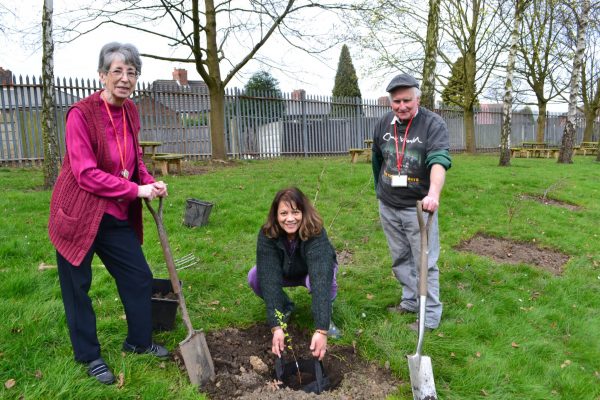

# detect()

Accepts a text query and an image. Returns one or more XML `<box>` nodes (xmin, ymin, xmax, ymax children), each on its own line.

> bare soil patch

<box><xmin>520</xmin><ymin>194</ymin><xmax>581</xmax><ymax>211</ymax></box>
<box><xmin>455</xmin><ymin>233</ymin><xmax>569</xmax><ymax>275</ymax></box>
<box><xmin>175</xmin><ymin>160</ymin><xmax>241</xmax><ymax>176</ymax></box>
<box><xmin>335</xmin><ymin>249</ymin><xmax>354</xmax><ymax>266</ymax></box>
<box><xmin>188</xmin><ymin>323</ymin><xmax>399</xmax><ymax>399</ymax></box>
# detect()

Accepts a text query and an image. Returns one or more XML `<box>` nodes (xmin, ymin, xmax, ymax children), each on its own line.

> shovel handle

<box><xmin>416</xmin><ymin>201</ymin><xmax>433</xmax><ymax>297</ymax></box>
<box><xmin>145</xmin><ymin>197</ymin><xmax>195</xmax><ymax>334</ymax></box>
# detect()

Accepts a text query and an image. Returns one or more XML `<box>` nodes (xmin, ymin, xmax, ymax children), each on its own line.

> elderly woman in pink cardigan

<box><xmin>48</xmin><ymin>42</ymin><xmax>168</xmax><ymax>385</ymax></box>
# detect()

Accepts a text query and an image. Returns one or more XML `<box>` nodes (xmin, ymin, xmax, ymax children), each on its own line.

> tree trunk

<box><xmin>464</xmin><ymin>106</ymin><xmax>476</xmax><ymax>153</ymax></box>
<box><xmin>208</xmin><ymin>86</ymin><xmax>227</xmax><ymax>160</ymax></box>
<box><xmin>582</xmin><ymin>110</ymin><xmax>595</xmax><ymax>142</ymax></box>
<box><xmin>463</xmin><ymin>6</ymin><xmax>478</xmax><ymax>155</ymax></box>
<box><xmin>558</xmin><ymin>0</ymin><xmax>590</xmax><ymax>164</ymax></box>
<box><xmin>42</xmin><ymin>0</ymin><xmax>59</xmax><ymax>188</ymax></box>
<box><xmin>536</xmin><ymin>102</ymin><xmax>547</xmax><ymax>143</ymax></box>
<box><xmin>582</xmin><ymin>76</ymin><xmax>599</xmax><ymax>142</ymax></box>
<box><xmin>421</xmin><ymin>0</ymin><xmax>440</xmax><ymax>110</ymax></box>
<box><xmin>499</xmin><ymin>0</ymin><xmax>526</xmax><ymax>167</ymax></box>
<box><xmin>202</xmin><ymin>0</ymin><xmax>227</xmax><ymax>160</ymax></box>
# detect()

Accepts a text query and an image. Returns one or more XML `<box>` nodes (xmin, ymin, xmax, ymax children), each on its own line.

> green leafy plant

<box><xmin>275</xmin><ymin>308</ymin><xmax>301</xmax><ymax>384</ymax></box>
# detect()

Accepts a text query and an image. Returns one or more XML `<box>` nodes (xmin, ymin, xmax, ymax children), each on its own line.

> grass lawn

<box><xmin>1</xmin><ymin>154</ymin><xmax>599</xmax><ymax>399</ymax></box>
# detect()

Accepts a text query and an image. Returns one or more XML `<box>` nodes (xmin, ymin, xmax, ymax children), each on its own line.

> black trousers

<box><xmin>57</xmin><ymin>214</ymin><xmax>153</xmax><ymax>363</ymax></box>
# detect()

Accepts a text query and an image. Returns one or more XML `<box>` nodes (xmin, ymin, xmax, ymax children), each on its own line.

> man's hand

<box><xmin>423</xmin><ymin>164</ymin><xmax>446</xmax><ymax>212</ymax></box>
<box><xmin>421</xmin><ymin>195</ymin><xmax>439</xmax><ymax>212</ymax></box>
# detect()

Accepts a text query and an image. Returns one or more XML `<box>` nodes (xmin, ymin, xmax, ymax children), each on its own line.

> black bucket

<box><xmin>183</xmin><ymin>198</ymin><xmax>213</xmax><ymax>227</ymax></box>
<box><xmin>274</xmin><ymin>357</ymin><xmax>331</xmax><ymax>394</ymax></box>
<box><xmin>151</xmin><ymin>278</ymin><xmax>179</xmax><ymax>331</ymax></box>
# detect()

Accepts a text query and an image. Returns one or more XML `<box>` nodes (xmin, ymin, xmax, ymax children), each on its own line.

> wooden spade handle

<box><xmin>145</xmin><ymin>197</ymin><xmax>195</xmax><ymax>334</ymax></box>
<box><xmin>416</xmin><ymin>201</ymin><xmax>433</xmax><ymax>297</ymax></box>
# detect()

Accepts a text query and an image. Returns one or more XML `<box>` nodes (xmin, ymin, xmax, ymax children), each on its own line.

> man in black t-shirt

<box><xmin>372</xmin><ymin>73</ymin><xmax>452</xmax><ymax>331</ymax></box>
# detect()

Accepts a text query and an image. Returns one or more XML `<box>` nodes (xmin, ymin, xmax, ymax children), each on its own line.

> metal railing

<box><xmin>1</xmin><ymin>75</ymin><xmax>597</xmax><ymax>164</ymax></box>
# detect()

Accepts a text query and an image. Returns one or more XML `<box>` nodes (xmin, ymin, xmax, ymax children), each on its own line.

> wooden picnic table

<box><xmin>139</xmin><ymin>141</ymin><xmax>163</xmax><ymax>159</ymax></box>
<box><xmin>139</xmin><ymin>141</ymin><xmax>163</xmax><ymax>175</ymax></box>
<box><xmin>511</xmin><ymin>142</ymin><xmax>560</xmax><ymax>159</ymax></box>
<box><xmin>576</xmin><ymin>141</ymin><xmax>598</xmax><ymax>156</ymax></box>
<box><xmin>348</xmin><ymin>139</ymin><xmax>374</xmax><ymax>163</ymax></box>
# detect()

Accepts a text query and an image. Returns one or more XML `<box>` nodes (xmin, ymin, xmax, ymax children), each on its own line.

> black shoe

<box><xmin>122</xmin><ymin>341</ymin><xmax>170</xmax><ymax>358</ymax></box>
<box><xmin>409</xmin><ymin>321</ymin><xmax>434</xmax><ymax>333</ymax></box>
<box><xmin>387</xmin><ymin>304</ymin><xmax>415</xmax><ymax>314</ymax></box>
<box><xmin>87</xmin><ymin>358</ymin><xmax>115</xmax><ymax>385</ymax></box>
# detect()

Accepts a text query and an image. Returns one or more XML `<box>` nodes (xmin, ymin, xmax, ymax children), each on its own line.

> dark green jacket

<box><xmin>256</xmin><ymin>228</ymin><xmax>336</xmax><ymax>330</ymax></box>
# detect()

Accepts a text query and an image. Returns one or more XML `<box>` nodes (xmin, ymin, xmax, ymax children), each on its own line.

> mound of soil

<box><xmin>190</xmin><ymin>323</ymin><xmax>399</xmax><ymax>399</ymax></box>
<box><xmin>455</xmin><ymin>233</ymin><xmax>569</xmax><ymax>275</ymax></box>
<box><xmin>520</xmin><ymin>194</ymin><xmax>581</xmax><ymax>211</ymax></box>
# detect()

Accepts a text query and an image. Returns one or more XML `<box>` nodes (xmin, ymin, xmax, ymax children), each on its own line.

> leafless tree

<box><xmin>558</xmin><ymin>0</ymin><xmax>591</xmax><ymax>163</ymax></box>
<box><xmin>421</xmin><ymin>0</ymin><xmax>441</xmax><ymax>110</ymax></box>
<box><xmin>499</xmin><ymin>0</ymin><xmax>531</xmax><ymax>166</ymax></box>
<box><xmin>579</xmin><ymin>6</ymin><xmax>600</xmax><ymax>144</ymax></box>
<box><xmin>56</xmin><ymin>0</ymin><xmax>350</xmax><ymax>160</ymax></box>
<box><xmin>345</xmin><ymin>0</ymin><xmax>508</xmax><ymax>153</ymax></box>
<box><xmin>515</xmin><ymin>0</ymin><xmax>569</xmax><ymax>143</ymax></box>
<box><xmin>42</xmin><ymin>0</ymin><xmax>59</xmax><ymax>187</ymax></box>
<box><xmin>439</xmin><ymin>0</ymin><xmax>507</xmax><ymax>153</ymax></box>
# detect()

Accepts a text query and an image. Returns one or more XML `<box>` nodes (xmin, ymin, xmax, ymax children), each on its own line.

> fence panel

<box><xmin>1</xmin><ymin>75</ymin><xmax>599</xmax><ymax>165</ymax></box>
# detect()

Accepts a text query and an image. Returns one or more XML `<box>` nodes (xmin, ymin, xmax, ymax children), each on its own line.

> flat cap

<box><xmin>386</xmin><ymin>73</ymin><xmax>419</xmax><ymax>92</ymax></box>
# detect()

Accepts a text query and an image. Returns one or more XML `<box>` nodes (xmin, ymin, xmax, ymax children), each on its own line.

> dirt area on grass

<box><xmin>159</xmin><ymin>160</ymin><xmax>240</xmax><ymax>176</ymax></box>
<box><xmin>182</xmin><ymin>323</ymin><xmax>399</xmax><ymax>400</ymax></box>
<box><xmin>455</xmin><ymin>233</ymin><xmax>570</xmax><ymax>275</ymax></box>
<box><xmin>335</xmin><ymin>249</ymin><xmax>353</xmax><ymax>266</ymax></box>
<box><xmin>520</xmin><ymin>194</ymin><xmax>581</xmax><ymax>211</ymax></box>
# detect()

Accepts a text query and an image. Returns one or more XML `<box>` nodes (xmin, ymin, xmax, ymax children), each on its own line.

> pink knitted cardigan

<box><xmin>48</xmin><ymin>91</ymin><xmax>144</xmax><ymax>266</ymax></box>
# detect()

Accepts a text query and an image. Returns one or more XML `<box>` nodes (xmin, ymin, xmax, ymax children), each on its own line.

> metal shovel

<box><xmin>145</xmin><ymin>197</ymin><xmax>215</xmax><ymax>386</ymax></box>
<box><xmin>407</xmin><ymin>200</ymin><xmax>438</xmax><ymax>400</ymax></box>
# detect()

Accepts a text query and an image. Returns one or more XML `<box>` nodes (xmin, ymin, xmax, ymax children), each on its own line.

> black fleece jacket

<box><xmin>256</xmin><ymin>228</ymin><xmax>336</xmax><ymax>330</ymax></box>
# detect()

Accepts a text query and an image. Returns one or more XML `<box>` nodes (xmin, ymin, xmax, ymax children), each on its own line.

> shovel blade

<box><xmin>179</xmin><ymin>330</ymin><xmax>215</xmax><ymax>386</ymax></box>
<box><xmin>407</xmin><ymin>354</ymin><xmax>437</xmax><ymax>400</ymax></box>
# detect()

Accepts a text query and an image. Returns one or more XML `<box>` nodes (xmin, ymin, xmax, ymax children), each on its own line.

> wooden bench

<box><xmin>152</xmin><ymin>153</ymin><xmax>185</xmax><ymax>175</ymax></box>
<box><xmin>363</xmin><ymin>139</ymin><xmax>373</xmax><ymax>163</ymax></box>
<box><xmin>510</xmin><ymin>147</ymin><xmax>523</xmax><ymax>158</ymax></box>
<box><xmin>348</xmin><ymin>148</ymin><xmax>365</xmax><ymax>163</ymax></box>
<box><xmin>576</xmin><ymin>142</ymin><xmax>598</xmax><ymax>156</ymax></box>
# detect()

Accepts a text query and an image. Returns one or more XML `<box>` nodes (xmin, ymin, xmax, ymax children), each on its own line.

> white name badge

<box><xmin>391</xmin><ymin>175</ymin><xmax>408</xmax><ymax>187</ymax></box>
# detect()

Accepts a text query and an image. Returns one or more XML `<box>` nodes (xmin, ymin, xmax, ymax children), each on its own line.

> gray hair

<box><xmin>388</xmin><ymin>86</ymin><xmax>422</xmax><ymax>101</ymax></box>
<box><xmin>97</xmin><ymin>42</ymin><xmax>142</xmax><ymax>75</ymax></box>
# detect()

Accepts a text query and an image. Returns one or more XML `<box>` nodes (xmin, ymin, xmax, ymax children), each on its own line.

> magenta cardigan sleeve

<box><xmin>66</xmin><ymin>108</ymin><xmax>140</xmax><ymax>201</ymax></box>
<box><xmin>136</xmin><ymin>144</ymin><xmax>155</xmax><ymax>185</ymax></box>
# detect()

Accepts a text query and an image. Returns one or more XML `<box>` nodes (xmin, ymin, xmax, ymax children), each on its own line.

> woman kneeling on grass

<box><xmin>247</xmin><ymin>187</ymin><xmax>340</xmax><ymax>361</ymax></box>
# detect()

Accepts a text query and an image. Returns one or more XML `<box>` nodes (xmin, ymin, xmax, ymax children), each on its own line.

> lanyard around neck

<box><xmin>393</xmin><ymin>116</ymin><xmax>414</xmax><ymax>174</ymax></box>
<box><xmin>101</xmin><ymin>95</ymin><xmax>128</xmax><ymax>178</ymax></box>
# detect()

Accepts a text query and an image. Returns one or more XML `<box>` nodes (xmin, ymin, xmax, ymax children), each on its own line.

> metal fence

<box><xmin>1</xmin><ymin>75</ymin><xmax>598</xmax><ymax>164</ymax></box>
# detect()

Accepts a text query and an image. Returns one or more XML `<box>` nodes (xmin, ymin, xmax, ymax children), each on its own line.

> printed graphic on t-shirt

<box><xmin>380</xmin><ymin>131</ymin><xmax>424</xmax><ymax>186</ymax></box>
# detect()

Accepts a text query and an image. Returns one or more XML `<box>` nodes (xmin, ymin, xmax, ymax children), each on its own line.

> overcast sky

<box><xmin>1</xmin><ymin>0</ymin><xmax>390</xmax><ymax>100</ymax></box>
<box><xmin>0</xmin><ymin>1</ymin><xmax>571</xmax><ymax>111</ymax></box>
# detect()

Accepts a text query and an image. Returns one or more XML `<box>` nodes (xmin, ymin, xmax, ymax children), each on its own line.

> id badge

<box><xmin>391</xmin><ymin>174</ymin><xmax>408</xmax><ymax>187</ymax></box>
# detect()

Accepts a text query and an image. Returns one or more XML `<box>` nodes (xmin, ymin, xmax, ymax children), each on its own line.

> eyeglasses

<box><xmin>108</xmin><ymin>69</ymin><xmax>140</xmax><ymax>80</ymax></box>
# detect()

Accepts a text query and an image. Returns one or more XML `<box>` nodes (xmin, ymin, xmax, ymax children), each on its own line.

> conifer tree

<box><xmin>441</xmin><ymin>57</ymin><xmax>479</xmax><ymax>109</ymax></box>
<box><xmin>332</xmin><ymin>44</ymin><xmax>362</xmax><ymax>117</ymax></box>
<box><xmin>240</xmin><ymin>71</ymin><xmax>284</xmax><ymax>123</ymax></box>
